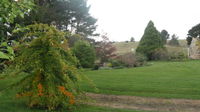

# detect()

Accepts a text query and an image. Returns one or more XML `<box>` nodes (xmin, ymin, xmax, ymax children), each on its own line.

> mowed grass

<box><xmin>0</xmin><ymin>91</ymin><xmax>148</xmax><ymax>112</ymax></box>
<box><xmin>0</xmin><ymin>74</ymin><xmax>149</xmax><ymax>112</ymax></box>
<box><xmin>82</xmin><ymin>60</ymin><xmax>200</xmax><ymax>99</ymax></box>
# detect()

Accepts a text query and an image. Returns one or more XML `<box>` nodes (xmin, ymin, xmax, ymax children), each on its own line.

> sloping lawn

<box><xmin>82</xmin><ymin>60</ymin><xmax>200</xmax><ymax>99</ymax></box>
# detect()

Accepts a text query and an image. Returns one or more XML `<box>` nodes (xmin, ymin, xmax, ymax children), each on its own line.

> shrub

<box><xmin>134</xmin><ymin>53</ymin><xmax>147</xmax><ymax>66</ymax></box>
<box><xmin>92</xmin><ymin>64</ymin><xmax>99</xmax><ymax>70</ymax></box>
<box><xmin>115</xmin><ymin>53</ymin><xmax>147</xmax><ymax>67</ymax></box>
<box><xmin>109</xmin><ymin>60</ymin><xmax>123</xmax><ymax>67</ymax></box>
<box><xmin>73</xmin><ymin>40</ymin><xmax>96</xmax><ymax>68</ymax></box>
<box><xmin>151</xmin><ymin>48</ymin><xmax>169</xmax><ymax>60</ymax></box>
<box><xmin>168</xmin><ymin>51</ymin><xmax>187</xmax><ymax>61</ymax></box>
<box><xmin>5</xmin><ymin>24</ymin><xmax>82</xmax><ymax>110</ymax></box>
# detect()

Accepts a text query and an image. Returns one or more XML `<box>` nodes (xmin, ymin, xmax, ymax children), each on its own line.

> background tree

<box><xmin>160</xmin><ymin>29</ymin><xmax>170</xmax><ymax>44</ymax></box>
<box><xmin>73</xmin><ymin>40</ymin><xmax>96</xmax><ymax>68</ymax></box>
<box><xmin>12</xmin><ymin>0</ymin><xmax>97</xmax><ymax>41</ymax></box>
<box><xmin>130</xmin><ymin>37</ymin><xmax>135</xmax><ymax>42</ymax></box>
<box><xmin>67</xmin><ymin>34</ymin><xmax>96</xmax><ymax>48</ymax></box>
<box><xmin>95</xmin><ymin>34</ymin><xmax>116</xmax><ymax>64</ymax></box>
<box><xmin>187</xmin><ymin>23</ymin><xmax>200</xmax><ymax>45</ymax></box>
<box><xmin>168</xmin><ymin>34</ymin><xmax>180</xmax><ymax>46</ymax></box>
<box><xmin>136</xmin><ymin>21</ymin><xmax>163</xmax><ymax>60</ymax></box>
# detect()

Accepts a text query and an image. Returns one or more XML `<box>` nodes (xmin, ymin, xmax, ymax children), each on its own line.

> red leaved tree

<box><xmin>95</xmin><ymin>33</ymin><xmax>116</xmax><ymax>64</ymax></box>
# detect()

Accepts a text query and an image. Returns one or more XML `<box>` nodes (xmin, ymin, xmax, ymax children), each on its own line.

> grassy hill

<box><xmin>112</xmin><ymin>42</ymin><xmax>139</xmax><ymax>55</ymax></box>
<box><xmin>112</xmin><ymin>39</ymin><xmax>188</xmax><ymax>55</ymax></box>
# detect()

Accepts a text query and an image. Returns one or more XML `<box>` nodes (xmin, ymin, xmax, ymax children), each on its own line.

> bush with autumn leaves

<box><xmin>7</xmin><ymin>24</ymin><xmax>83</xmax><ymax>110</ymax></box>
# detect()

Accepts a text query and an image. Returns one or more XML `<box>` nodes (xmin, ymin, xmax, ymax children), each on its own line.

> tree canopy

<box><xmin>14</xmin><ymin>0</ymin><xmax>97</xmax><ymax>39</ymax></box>
<box><xmin>187</xmin><ymin>23</ymin><xmax>200</xmax><ymax>45</ymax></box>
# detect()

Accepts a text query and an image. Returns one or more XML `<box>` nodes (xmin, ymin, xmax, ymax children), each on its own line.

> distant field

<box><xmin>82</xmin><ymin>60</ymin><xmax>200</xmax><ymax>99</ymax></box>
<box><xmin>112</xmin><ymin>42</ymin><xmax>139</xmax><ymax>55</ymax></box>
<box><xmin>112</xmin><ymin>39</ymin><xmax>188</xmax><ymax>55</ymax></box>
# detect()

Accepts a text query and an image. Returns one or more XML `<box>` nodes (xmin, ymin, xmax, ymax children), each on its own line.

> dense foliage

<box><xmin>8</xmin><ymin>24</ymin><xmax>81</xmax><ymax>110</ymax></box>
<box><xmin>0</xmin><ymin>0</ymin><xmax>34</xmax><ymax>71</ymax></box>
<box><xmin>13</xmin><ymin>0</ymin><xmax>97</xmax><ymax>39</ymax></box>
<box><xmin>136</xmin><ymin>21</ymin><xmax>164</xmax><ymax>60</ymax></box>
<box><xmin>73</xmin><ymin>40</ymin><xmax>96</xmax><ymax>68</ymax></box>
<box><xmin>0</xmin><ymin>0</ymin><xmax>34</xmax><ymax>41</ymax></box>
<box><xmin>187</xmin><ymin>23</ymin><xmax>200</xmax><ymax>45</ymax></box>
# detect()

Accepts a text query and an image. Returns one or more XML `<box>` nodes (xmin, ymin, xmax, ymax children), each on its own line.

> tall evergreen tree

<box><xmin>136</xmin><ymin>21</ymin><xmax>163</xmax><ymax>60</ymax></box>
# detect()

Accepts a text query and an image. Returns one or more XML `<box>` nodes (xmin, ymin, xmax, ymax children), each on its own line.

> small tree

<box><xmin>168</xmin><ymin>34</ymin><xmax>180</xmax><ymax>46</ymax></box>
<box><xmin>136</xmin><ymin>21</ymin><xmax>163</xmax><ymax>60</ymax></box>
<box><xmin>130</xmin><ymin>37</ymin><xmax>135</xmax><ymax>42</ymax></box>
<box><xmin>95</xmin><ymin>34</ymin><xmax>116</xmax><ymax>64</ymax></box>
<box><xmin>7</xmin><ymin>24</ymin><xmax>82</xmax><ymax>110</ymax></box>
<box><xmin>160</xmin><ymin>30</ymin><xmax>170</xmax><ymax>44</ymax></box>
<box><xmin>73</xmin><ymin>40</ymin><xmax>96</xmax><ymax>68</ymax></box>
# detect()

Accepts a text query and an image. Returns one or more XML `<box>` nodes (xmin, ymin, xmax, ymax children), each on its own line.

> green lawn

<box><xmin>82</xmin><ymin>60</ymin><xmax>200</xmax><ymax>99</ymax></box>
<box><xmin>1</xmin><ymin>60</ymin><xmax>199</xmax><ymax>111</ymax></box>
<box><xmin>0</xmin><ymin>90</ymin><xmax>147</xmax><ymax>112</ymax></box>
<box><xmin>0</xmin><ymin>73</ymin><xmax>149</xmax><ymax>112</ymax></box>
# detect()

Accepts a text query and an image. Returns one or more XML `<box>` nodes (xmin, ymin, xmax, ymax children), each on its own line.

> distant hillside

<box><xmin>112</xmin><ymin>42</ymin><xmax>139</xmax><ymax>55</ymax></box>
<box><xmin>112</xmin><ymin>40</ymin><xmax>188</xmax><ymax>55</ymax></box>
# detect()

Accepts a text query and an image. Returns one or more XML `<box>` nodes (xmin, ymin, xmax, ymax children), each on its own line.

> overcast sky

<box><xmin>87</xmin><ymin>0</ymin><xmax>200</xmax><ymax>41</ymax></box>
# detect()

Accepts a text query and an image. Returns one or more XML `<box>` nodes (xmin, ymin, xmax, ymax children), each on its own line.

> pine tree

<box><xmin>136</xmin><ymin>21</ymin><xmax>163</xmax><ymax>60</ymax></box>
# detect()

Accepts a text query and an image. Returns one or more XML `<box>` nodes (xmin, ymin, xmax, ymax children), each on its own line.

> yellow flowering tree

<box><xmin>11</xmin><ymin>24</ymin><xmax>81</xmax><ymax>110</ymax></box>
